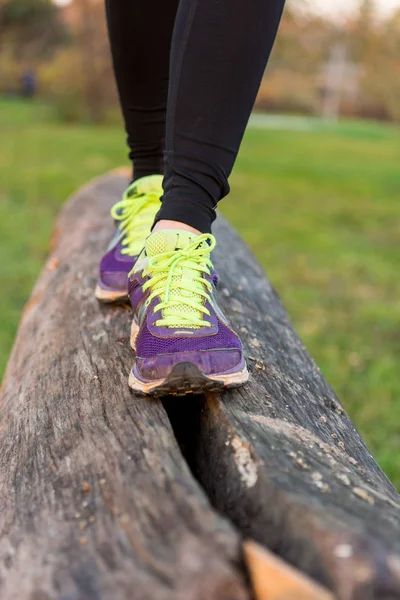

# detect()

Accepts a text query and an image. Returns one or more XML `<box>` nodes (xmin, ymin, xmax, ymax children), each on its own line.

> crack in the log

<box><xmin>161</xmin><ymin>395</ymin><xmax>256</xmax><ymax>599</ymax></box>
<box><xmin>161</xmin><ymin>395</ymin><xmax>204</xmax><ymax>482</ymax></box>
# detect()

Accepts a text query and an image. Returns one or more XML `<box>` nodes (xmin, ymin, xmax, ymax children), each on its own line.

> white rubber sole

<box><xmin>95</xmin><ymin>284</ymin><xmax>129</xmax><ymax>304</ymax></box>
<box><xmin>128</xmin><ymin>363</ymin><xmax>249</xmax><ymax>396</ymax></box>
<box><xmin>128</xmin><ymin>320</ymin><xmax>249</xmax><ymax>396</ymax></box>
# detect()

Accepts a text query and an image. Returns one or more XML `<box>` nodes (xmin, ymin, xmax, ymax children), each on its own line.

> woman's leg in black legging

<box><xmin>105</xmin><ymin>0</ymin><xmax>179</xmax><ymax>181</ymax></box>
<box><xmin>155</xmin><ymin>0</ymin><xmax>285</xmax><ymax>233</ymax></box>
<box><xmin>105</xmin><ymin>0</ymin><xmax>285</xmax><ymax>224</ymax></box>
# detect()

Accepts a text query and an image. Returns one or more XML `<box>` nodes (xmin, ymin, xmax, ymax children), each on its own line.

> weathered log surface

<box><xmin>188</xmin><ymin>217</ymin><xmax>400</xmax><ymax>600</ymax></box>
<box><xmin>2</xmin><ymin>171</ymin><xmax>400</xmax><ymax>600</ymax></box>
<box><xmin>0</xmin><ymin>174</ymin><xmax>249</xmax><ymax>600</ymax></box>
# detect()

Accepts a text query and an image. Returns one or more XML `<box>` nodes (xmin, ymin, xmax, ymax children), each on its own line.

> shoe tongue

<box><xmin>128</xmin><ymin>174</ymin><xmax>163</xmax><ymax>197</ymax></box>
<box><xmin>145</xmin><ymin>230</ymin><xmax>199</xmax><ymax>257</ymax></box>
<box><xmin>145</xmin><ymin>230</ymin><xmax>209</xmax><ymax>329</ymax></box>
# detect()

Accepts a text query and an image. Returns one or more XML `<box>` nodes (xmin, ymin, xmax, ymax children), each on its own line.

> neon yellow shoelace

<box><xmin>142</xmin><ymin>234</ymin><xmax>216</xmax><ymax>329</ymax></box>
<box><xmin>111</xmin><ymin>189</ymin><xmax>161</xmax><ymax>256</ymax></box>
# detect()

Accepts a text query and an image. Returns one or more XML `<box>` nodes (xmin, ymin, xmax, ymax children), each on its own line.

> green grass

<box><xmin>1</xmin><ymin>98</ymin><xmax>399</xmax><ymax>486</ymax></box>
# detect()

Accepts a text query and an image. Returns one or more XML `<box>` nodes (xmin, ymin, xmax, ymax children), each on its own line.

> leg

<box><xmin>105</xmin><ymin>0</ymin><xmax>179</xmax><ymax>181</ymax></box>
<box><xmin>155</xmin><ymin>0</ymin><xmax>286</xmax><ymax>233</ymax></box>
<box><xmin>128</xmin><ymin>0</ymin><xmax>285</xmax><ymax>395</ymax></box>
<box><xmin>97</xmin><ymin>0</ymin><xmax>179</xmax><ymax>302</ymax></box>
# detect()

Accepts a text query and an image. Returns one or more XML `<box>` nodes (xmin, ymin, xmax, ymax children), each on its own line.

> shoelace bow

<box><xmin>111</xmin><ymin>191</ymin><xmax>160</xmax><ymax>256</ymax></box>
<box><xmin>142</xmin><ymin>234</ymin><xmax>216</xmax><ymax>328</ymax></box>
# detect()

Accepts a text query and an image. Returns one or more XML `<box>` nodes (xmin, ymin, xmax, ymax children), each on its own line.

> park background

<box><xmin>0</xmin><ymin>0</ymin><xmax>399</xmax><ymax>486</ymax></box>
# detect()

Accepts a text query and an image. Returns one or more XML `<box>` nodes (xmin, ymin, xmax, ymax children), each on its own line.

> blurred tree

<box><xmin>38</xmin><ymin>0</ymin><xmax>117</xmax><ymax>123</ymax></box>
<box><xmin>256</xmin><ymin>0</ymin><xmax>400</xmax><ymax>123</ymax></box>
<box><xmin>75</xmin><ymin>0</ymin><xmax>108</xmax><ymax>122</ymax></box>
<box><xmin>259</xmin><ymin>5</ymin><xmax>337</xmax><ymax>115</ymax></box>
<box><xmin>348</xmin><ymin>0</ymin><xmax>377</xmax><ymax>65</ymax></box>
<box><xmin>1</xmin><ymin>0</ymin><xmax>398</xmax><ymax>123</ymax></box>
<box><xmin>0</xmin><ymin>0</ymin><xmax>66</xmax><ymax>59</ymax></box>
<box><xmin>359</xmin><ymin>7</ymin><xmax>400</xmax><ymax>121</ymax></box>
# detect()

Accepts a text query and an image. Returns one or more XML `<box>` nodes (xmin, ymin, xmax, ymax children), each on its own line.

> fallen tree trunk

<box><xmin>0</xmin><ymin>174</ymin><xmax>249</xmax><ymax>600</ymax></box>
<box><xmin>174</xmin><ymin>217</ymin><xmax>400</xmax><ymax>600</ymax></box>
<box><xmin>1</xmin><ymin>171</ymin><xmax>399</xmax><ymax>600</ymax></box>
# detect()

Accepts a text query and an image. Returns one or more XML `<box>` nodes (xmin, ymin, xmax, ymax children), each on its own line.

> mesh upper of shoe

<box><xmin>144</xmin><ymin>231</ymin><xmax>212</xmax><ymax>329</ymax></box>
<box><xmin>135</xmin><ymin>319</ymin><xmax>241</xmax><ymax>358</ymax></box>
<box><xmin>128</xmin><ymin>174</ymin><xmax>163</xmax><ymax>197</ymax></box>
<box><xmin>100</xmin><ymin>242</ymin><xmax>135</xmax><ymax>272</ymax></box>
<box><xmin>111</xmin><ymin>175</ymin><xmax>163</xmax><ymax>257</ymax></box>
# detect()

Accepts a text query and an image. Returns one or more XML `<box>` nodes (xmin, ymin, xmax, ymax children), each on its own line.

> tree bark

<box><xmin>186</xmin><ymin>217</ymin><xmax>400</xmax><ymax>600</ymax></box>
<box><xmin>2</xmin><ymin>171</ymin><xmax>399</xmax><ymax>600</ymax></box>
<box><xmin>0</xmin><ymin>173</ymin><xmax>249</xmax><ymax>600</ymax></box>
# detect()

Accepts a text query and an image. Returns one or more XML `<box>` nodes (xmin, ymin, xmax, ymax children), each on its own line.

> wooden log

<box><xmin>178</xmin><ymin>217</ymin><xmax>400</xmax><ymax>600</ymax></box>
<box><xmin>3</xmin><ymin>171</ymin><xmax>400</xmax><ymax>600</ymax></box>
<box><xmin>0</xmin><ymin>174</ymin><xmax>249</xmax><ymax>600</ymax></box>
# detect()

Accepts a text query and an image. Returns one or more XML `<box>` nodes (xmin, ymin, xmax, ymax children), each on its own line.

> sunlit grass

<box><xmin>1</xmin><ymin>98</ymin><xmax>399</xmax><ymax>486</ymax></box>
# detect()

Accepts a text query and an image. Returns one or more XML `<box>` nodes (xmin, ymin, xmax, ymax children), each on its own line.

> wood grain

<box><xmin>189</xmin><ymin>217</ymin><xmax>400</xmax><ymax>600</ymax></box>
<box><xmin>2</xmin><ymin>171</ymin><xmax>399</xmax><ymax>600</ymax></box>
<box><xmin>0</xmin><ymin>175</ymin><xmax>249</xmax><ymax>600</ymax></box>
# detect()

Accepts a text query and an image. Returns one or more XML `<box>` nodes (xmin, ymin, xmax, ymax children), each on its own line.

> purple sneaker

<box><xmin>127</xmin><ymin>229</ymin><xmax>249</xmax><ymax>396</ymax></box>
<box><xmin>95</xmin><ymin>174</ymin><xmax>163</xmax><ymax>303</ymax></box>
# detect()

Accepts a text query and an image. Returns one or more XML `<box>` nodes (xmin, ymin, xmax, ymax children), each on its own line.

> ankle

<box><xmin>153</xmin><ymin>220</ymin><xmax>202</xmax><ymax>236</ymax></box>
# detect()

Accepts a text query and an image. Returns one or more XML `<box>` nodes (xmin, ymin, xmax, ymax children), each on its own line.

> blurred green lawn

<box><xmin>1</xmin><ymin>98</ymin><xmax>399</xmax><ymax>486</ymax></box>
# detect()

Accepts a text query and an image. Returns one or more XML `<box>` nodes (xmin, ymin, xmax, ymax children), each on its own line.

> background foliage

<box><xmin>1</xmin><ymin>0</ymin><xmax>400</xmax><ymax>122</ymax></box>
<box><xmin>0</xmin><ymin>99</ymin><xmax>399</xmax><ymax>486</ymax></box>
<box><xmin>0</xmin><ymin>1</ymin><xmax>399</xmax><ymax>485</ymax></box>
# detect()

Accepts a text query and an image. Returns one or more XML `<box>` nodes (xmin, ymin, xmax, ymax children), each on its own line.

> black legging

<box><xmin>105</xmin><ymin>0</ymin><xmax>285</xmax><ymax>233</ymax></box>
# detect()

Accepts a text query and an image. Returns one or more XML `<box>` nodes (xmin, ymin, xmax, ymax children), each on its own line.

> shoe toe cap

<box><xmin>98</xmin><ymin>270</ymin><xmax>130</xmax><ymax>292</ymax></box>
<box><xmin>135</xmin><ymin>348</ymin><xmax>244</xmax><ymax>381</ymax></box>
